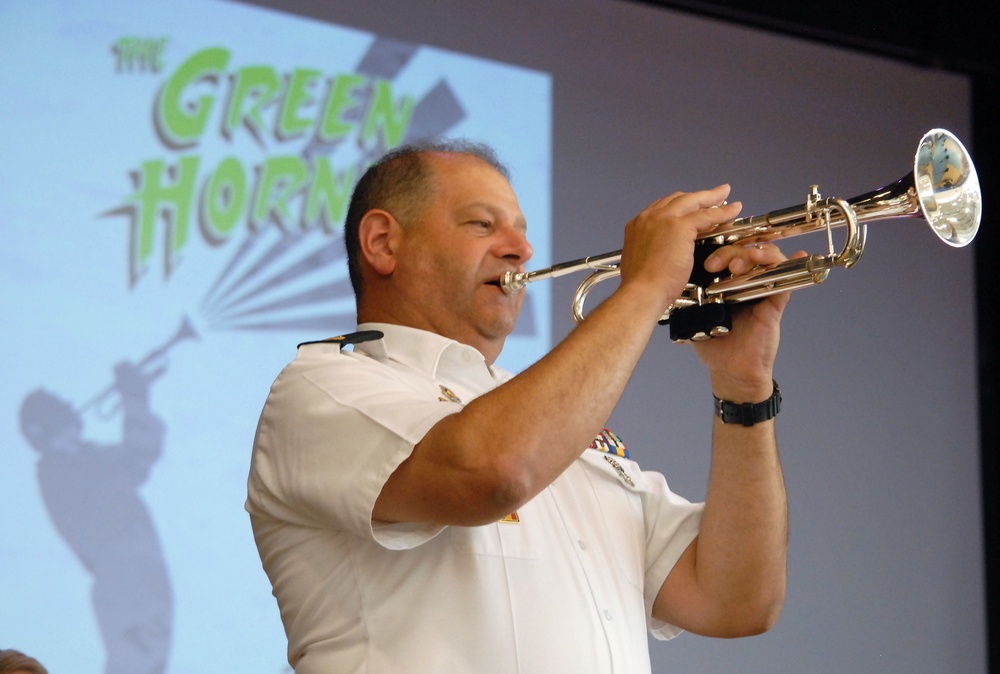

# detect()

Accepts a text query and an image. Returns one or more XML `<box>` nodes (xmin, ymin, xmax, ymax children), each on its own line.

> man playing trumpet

<box><xmin>246</xmin><ymin>139</ymin><xmax>792</xmax><ymax>673</ymax></box>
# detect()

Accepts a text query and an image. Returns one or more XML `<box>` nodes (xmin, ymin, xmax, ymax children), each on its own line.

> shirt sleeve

<box><xmin>246</xmin><ymin>348</ymin><xmax>461</xmax><ymax>549</ymax></box>
<box><xmin>638</xmin><ymin>466</ymin><xmax>704</xmax><ymax>640</ymax></box>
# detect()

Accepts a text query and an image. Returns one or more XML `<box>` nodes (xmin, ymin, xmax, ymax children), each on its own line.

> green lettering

<box><xmin>200</xmin><ymin>157</ymin><xmax>247</xmax><ymax>244</ymax></box>
<box><xmin>225</xmin><ymin>65</ymin><xmax>281</xmax><ymax>143</ymax></box>
<box><xmin>317</xmin><ymin>73</ymin><xmax>366</xmax><ymax>142</ymax></box>
<box><xmin>113</xmin><ymin>36</ymin><xmax>168</xmax><ymax>73</ymax></box>
<box><xmin>129</xmin><ymin>156</ymin><xmax>199</xmax><ymax>282</ymax></box>
<box><xmin>156</xmin><ymin>47</ymin><xmax>230</xmax><ymax>147</ymax></box>
<box><xmin>278</xmin><ymin>68</ymin><xmax>321</xmax><ymax>140</ymax></box>
<box><xmin>362</xmin><ymin>80</ymin><xmax>414</xmax><ymax>148</ymax></box>
<box><xmin>305</xmin><ymin>157</ymin><xmax>354</xmax><ymax>233</ymax></box>
<box><xmin>250</xmin><ymin>156</ymin><xmax>308</xmax><ymax>232</ymax></box>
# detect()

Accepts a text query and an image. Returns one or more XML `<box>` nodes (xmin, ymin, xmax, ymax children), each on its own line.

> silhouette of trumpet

<box><xmin>78</xmin><ymin>316</ymin><xmax>198</xmax><ymax>414</ymax></box>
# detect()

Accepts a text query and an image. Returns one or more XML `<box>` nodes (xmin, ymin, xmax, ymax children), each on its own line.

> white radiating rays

<box><xmin>199</xmin><ymin>228</ymin><xmax>357</xmax><ymax>336</ymax></box>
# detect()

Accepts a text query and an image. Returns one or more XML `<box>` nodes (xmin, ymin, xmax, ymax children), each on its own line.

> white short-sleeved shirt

<box><xmin>246</xmin><ymin>323</ymin><xmax>703</xmax><ymax>674</ymax></box>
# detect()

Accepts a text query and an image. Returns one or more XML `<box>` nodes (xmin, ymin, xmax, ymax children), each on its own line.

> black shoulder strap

<box><xmin>297</xmin><ymin>330</ymin><xmax>384</xmax><ymax>349</ymax></box>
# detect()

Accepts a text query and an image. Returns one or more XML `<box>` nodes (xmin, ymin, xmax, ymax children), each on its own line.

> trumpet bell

<box><xmin>912</xmin><ymin>128</ymin><xmax>980</xmax><ymax>247</ymax></box>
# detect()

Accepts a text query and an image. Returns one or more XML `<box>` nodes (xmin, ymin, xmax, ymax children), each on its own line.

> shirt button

<box><xmin>577</xmin><ymin>539</ymin><xmax>587</xmax><ymax>550</ymax></box>
<box><xmin>603</xmin><ymin>610</ymin><xmax>613</xmax><ymax>621</ymax></box>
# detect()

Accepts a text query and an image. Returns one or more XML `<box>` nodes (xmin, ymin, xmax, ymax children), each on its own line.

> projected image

<box><xmin>20</xmin><ymin>363</ymin><xmax>174</xmax><ymax>672</ymax></box>
<box><xmin>0</xmin><ymin>2</ymin><xmax>551</xmax><ymax>672</ymax></box>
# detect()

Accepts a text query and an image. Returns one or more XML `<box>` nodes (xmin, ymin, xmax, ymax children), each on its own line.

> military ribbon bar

<box><xmin>589</xmin><ymin>428</ymin><xmax>629</xmax><ymax>459</ymax></box>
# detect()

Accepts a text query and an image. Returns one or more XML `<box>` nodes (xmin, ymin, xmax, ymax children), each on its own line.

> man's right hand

<box><xmin>617</xmin><ymin>184</ymin><xmax>742</xmax><ymax>323</ymax></box>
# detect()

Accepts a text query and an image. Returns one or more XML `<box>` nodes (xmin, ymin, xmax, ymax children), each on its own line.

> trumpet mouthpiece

<box><xmin>501</xmin><ymin>270</ymin><xmax>528</xmax><ymax>294</ymax></box>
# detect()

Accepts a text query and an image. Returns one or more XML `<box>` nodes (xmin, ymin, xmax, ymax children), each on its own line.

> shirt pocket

<box><xmin>448</xmin><ymin>507</ymin><xmax>540</xmax><ymax>560</ymax></box>
<box><xmin>579</xmin><ymin>451</ymin><xmax>646</xmax><ymax>591</ymax></box>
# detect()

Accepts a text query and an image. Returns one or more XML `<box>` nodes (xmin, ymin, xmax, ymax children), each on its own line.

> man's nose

<box><xmin>498</xmin><ymin>226</ymin><xmax>533</xmax><ymax>265</ymax></box>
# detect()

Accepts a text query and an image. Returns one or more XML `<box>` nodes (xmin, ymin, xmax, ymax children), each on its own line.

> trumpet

<box><xmin>78</xmin><ymin>316</ymin><xmax>199</xmax><ymax>414</ymax></box>
<box><xmin>501</xmin><ymin>128</ymin><xmax>981</xmax><ymax>342</ymax></box>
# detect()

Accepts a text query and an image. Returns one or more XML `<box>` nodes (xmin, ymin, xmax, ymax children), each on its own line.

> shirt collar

<box><xmin>354</xmin><ymin>323</ymin><xmax>505</xmax><ymax>385</ymax></box>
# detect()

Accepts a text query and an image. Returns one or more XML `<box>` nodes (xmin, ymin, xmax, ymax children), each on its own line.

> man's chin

<box><xmin>471</xmin><ymin>316</ymin><xmax>520</xmax><ymax>358</ymax></box>
<box><xmin>484</xmin><ymin>311</ymin><xmax>521</xmax><ymax>339</ymax></box>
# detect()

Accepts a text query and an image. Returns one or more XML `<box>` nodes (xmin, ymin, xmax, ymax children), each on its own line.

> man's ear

<box><xmin>358</xmin><ymin>209</ymin><xmax>400</xmax><ymax>276</ymax></box>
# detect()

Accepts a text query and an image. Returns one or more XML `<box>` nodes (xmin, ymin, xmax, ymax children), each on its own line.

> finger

<box><xmin>675</xmin><ymin>183</ymin><xmax>733</xmax><ymax>211</ymax></box>
<box><xmin>704</xmin><ymin>242</ymin><xmax>786</xmax><ymax>274</ymax></box>
<box><xmin>646</xmin><ymin>184</ymin><xmax>734</xmax><ymax>215</ymax></box>
<box><xmin>745</xmin><ymin>242</ymin><xmax>788</xmax><ymax>267</ymax></box>
<box><xmin>696</xmin><ymin>200</ymin><xmax>743</xmax><ymax>231</ymax></box>
<box><xmin>667</xmin><ymin>197</ymin><xmax>743</xmax><ymax>235</ymax></box>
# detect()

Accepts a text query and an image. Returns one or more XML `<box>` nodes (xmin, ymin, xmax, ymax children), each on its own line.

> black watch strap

<box><xmin>713</xmin><ymin>380</ymin><xmax>781</xmax><ymax>426</ymax></box>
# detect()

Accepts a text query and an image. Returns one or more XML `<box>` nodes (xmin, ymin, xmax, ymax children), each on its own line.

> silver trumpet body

<box><xmin>501</xmin><ymin>129</ymin><xmax>981</xmax><ymax>329</ymax></box>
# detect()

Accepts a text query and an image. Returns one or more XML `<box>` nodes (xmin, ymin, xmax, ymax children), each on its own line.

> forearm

<box><xmin>672</xmin><ymin>285</ymin><xmax>789</xmax><ymax>631</ymax></box>
<box><xmin>689</xmin><ymin>417</ymin><xmax>787</xmax><ymax>634</ymax></box>
<box><xmin>379</xmin><ymin>283</ymin><xmax>665</xmax><ymax>525</ymax></box>
<box><xmin>651</xmin><ymin>371</ymin><xmax>788</xmax><ymax>636</ymax></box>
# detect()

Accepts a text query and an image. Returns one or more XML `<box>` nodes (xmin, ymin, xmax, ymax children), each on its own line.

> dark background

<box><xmin>641</xmin><ymin>0</ymin><xmax>999</xmax><ymax>668</ymax></box>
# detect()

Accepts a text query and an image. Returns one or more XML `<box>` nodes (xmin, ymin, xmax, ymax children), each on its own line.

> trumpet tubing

<box><xmin>501</xmin><ymin>129</ymin><xmax>981</xmax><ymax>329</ymax></box>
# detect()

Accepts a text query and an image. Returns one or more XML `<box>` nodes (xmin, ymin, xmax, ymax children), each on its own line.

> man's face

<box><xmin>390</xmin><ymin>153</ymin><xmax>533</xmax><ymax>361</ymax></box>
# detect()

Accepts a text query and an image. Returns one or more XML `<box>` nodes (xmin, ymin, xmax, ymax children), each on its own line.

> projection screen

<box><xmin>0</xmin><ymin>0</ymin><xmax>984</xmax><ymax>672</ymax></box>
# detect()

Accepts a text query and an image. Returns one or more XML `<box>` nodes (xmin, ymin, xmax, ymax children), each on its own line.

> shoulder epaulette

<box><xmin>297</xmin><ymin>330</ymin><xmax>384</xmax><ymax>349</ymax></box>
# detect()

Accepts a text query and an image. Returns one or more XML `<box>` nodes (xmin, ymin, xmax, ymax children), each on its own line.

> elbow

<box><xmin>754</xmin><ymin>575</ymin><xmax>787</xmax><ymax>634</ymax></box>
<box><xmin>459</xmin><ymin>459</ymin><xmax>536</xmax><ymax>526</ymax></box>
<box><xmin>684</xmin><ymin>577</ymin><xmax>786</xmax><ymax>639</ymax></box>
<box><xmin>721</xmin><ymin>584</ymin><xmax>786</xmax><ymax>638</ymax></box>
<box><xmin>734</xmin><ymin>597</ymin><xmax>784</xmax><ymax>637</ymax></box>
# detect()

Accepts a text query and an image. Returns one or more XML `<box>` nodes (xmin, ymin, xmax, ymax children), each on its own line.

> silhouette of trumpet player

<box><xmin>19</xmin><ymin>335</ymin><xmax>188</xmax><ymax>674</ymax></box>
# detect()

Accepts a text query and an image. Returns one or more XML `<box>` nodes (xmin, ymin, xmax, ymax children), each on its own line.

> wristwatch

<box><xmin>713</xmin><ymin>380</ymin><xmax>781</xmax><ymax>426</ymax></box>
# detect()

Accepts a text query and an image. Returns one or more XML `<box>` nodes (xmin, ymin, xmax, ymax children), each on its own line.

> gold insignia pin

<box><xmin>438</xmin><ymin>385</ymin><xmax>462</xmax><ymax>404</ymax></box>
